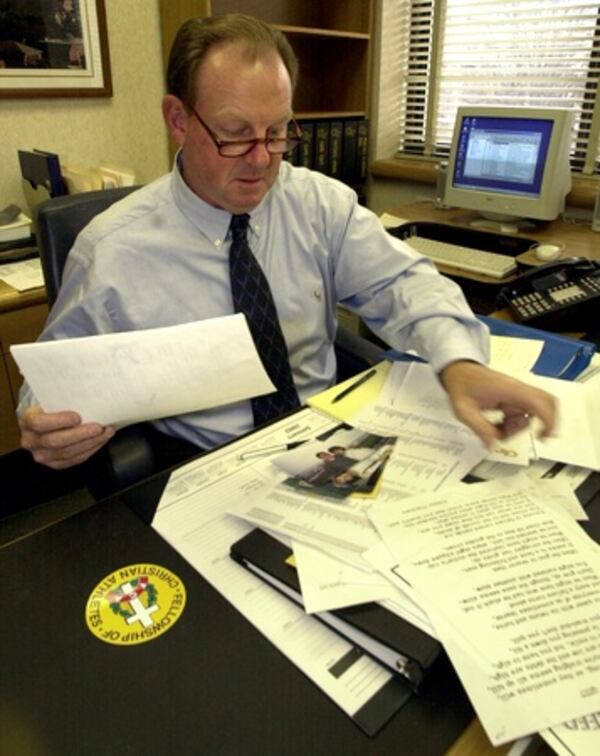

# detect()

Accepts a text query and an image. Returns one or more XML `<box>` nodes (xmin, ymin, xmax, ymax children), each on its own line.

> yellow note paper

<box><xmin>307</xmin><ymin>362</ymin><xmax>390</xmax><ymax>422</ymax></box>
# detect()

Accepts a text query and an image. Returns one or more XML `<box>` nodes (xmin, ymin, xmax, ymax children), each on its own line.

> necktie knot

<box><xmin>230</xmin><ymin>213</ymin><xmax>250</xmax><ymax>244</ymax></box>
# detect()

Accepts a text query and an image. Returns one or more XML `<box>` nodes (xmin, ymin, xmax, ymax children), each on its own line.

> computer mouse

<box><xmin>534</xmin><ymin>244</ymin><xmax>562</xmax><ymax>262</ymax></box>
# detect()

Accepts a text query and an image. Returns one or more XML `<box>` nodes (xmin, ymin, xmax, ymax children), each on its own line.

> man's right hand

<box><xmin>19</xmin><ymin>406</ymin><xmax>116</xmax><ymax>470</ymax></box>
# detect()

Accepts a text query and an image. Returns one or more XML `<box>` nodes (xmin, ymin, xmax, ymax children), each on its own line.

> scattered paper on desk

<box><xmin>489</xmin><ymin>334</ymin><xmax>544</xmax><ymax>373</ymax></box>
<box><xmin>353</xmin><ymin>361</ymin><xmax>521</xmax><ymax>463</ymax></box>
<box><xmin>576</xmin><ymin>352</ymin><xmax>600</xmax><ymax>385</ymax></box>
<box><xmin>0</xmin><ymin>210</ymin><xmax>31</xmax><ymax>242</ymax></box>
<box><xmin>0</xmin><ymin>257</ymin><xmax>43</xmax><ymax>291</ymax></box>
<box><xmin>524</xmin><ymin>372</ymin><xmax>600</xmax><ymax>470</ymax></box>
<box><xmin>229</xmin><ymin>467</ymin><xmax>381</xmax><ymax>565</ymax></box>
<box><xmin>292</xmin><ymin>540</ymin><xmax>396</xmax><ymax>613</ymax></box>
<box><xmin>11</xmin><ymin>314</ymin><xmax>274</xmax><ymax>426</ymax></box>
<box><xmin>378</xmin><ymin>212</ymin><xmax>410</xmax><ymax>229</ymax></box>
<box><xmin>152</xmin><ymin>408</ymin><xmax>400</xmax><ymax>729</ymax></box>
<box><xmin>369</xmin><ymin>477</ymin><xmax>600</xmax><ymax>745</ymax></box>
<box><xmin>541</xmin><ymin>713</ymin><xmax>600</xmax><ymax>756</ymax></box>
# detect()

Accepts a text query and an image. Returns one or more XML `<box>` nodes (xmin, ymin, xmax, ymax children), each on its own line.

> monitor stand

<box><xmin>468</xmin><ymin>213</ymin><xmax>536</xmax><ymax>235</ymax></box>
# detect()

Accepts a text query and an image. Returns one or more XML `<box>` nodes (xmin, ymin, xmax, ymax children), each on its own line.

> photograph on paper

<box><xmin>272</xmin><ymin>425</ymin><xmax>396</xmax><ymax>500</ymax></box>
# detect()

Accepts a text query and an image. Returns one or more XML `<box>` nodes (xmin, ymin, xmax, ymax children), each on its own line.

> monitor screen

<box><xmin>444</xmin><ymin>107</ymin><xmax>573</xmax><ymax>230</ymax></box>
<box><xmin>453</xmin><ymin>116</ymin><xmax>553</xmax><ymax>197</ymax></box>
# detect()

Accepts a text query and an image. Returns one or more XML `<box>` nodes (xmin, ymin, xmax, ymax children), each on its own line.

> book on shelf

<box><xmin>356</xmin><ymin>119</ymin><xmax>369</xmax><ymax>184</ymax></box>
<box><xmin>328</xmin><ymin>120</ymin><xmax>344</xmax><ymax>179</ymax></box>
<box><xmin>298</xmin><ymin>120</ymin><xmax>315</xmax><ymax>169</ymax></box>
<box><xmin>287</xmin><ymin>117</ymin><xmax>369</xmax><ymax>187</ymax></box>
<box><xmin>314</xmin><ymin>121</ymin><xmax>330</xmax><ymax>174</ymax></box>
<box><xmin>341</xmin><ymin>119</ymin><xmax>359</xmax><ymax>186</ymax></box>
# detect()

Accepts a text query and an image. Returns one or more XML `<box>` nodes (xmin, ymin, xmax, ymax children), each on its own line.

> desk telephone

<box><xmin>497</xmin><ymin>257</ymin><xmax>600</xmax><ymax>330</ymax></box>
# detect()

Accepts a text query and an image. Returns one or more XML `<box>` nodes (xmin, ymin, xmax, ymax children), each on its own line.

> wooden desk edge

<box><xmin>0</xmin><ymin>283</ymin><xmax>47</xmax><ymax>314</ymax></box>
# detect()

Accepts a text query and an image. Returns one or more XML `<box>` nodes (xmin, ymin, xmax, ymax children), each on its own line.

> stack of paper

<box><xmin>221</xmin><ymin>344</ymin><xmax>600</xmax><ymax>748</ymax></box>
<box><xmin>62</xmin><ymin>163</ymin><xmax>136</xmax><ymax>193</ymax></box>
<box><xmin>0</xmin><ymin>211</ymin><xmax>32</xmax><ymax>243</ymax></box>
<box><xmin>0</xmin><ymin>257</ymin><xmax>44</xmax><ymax>292</ymax></box>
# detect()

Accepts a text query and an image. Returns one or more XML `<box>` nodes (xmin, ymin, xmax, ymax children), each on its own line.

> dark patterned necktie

<box><xmin>229</xmin><ymin>213</ymin><xmax>300</xmax><ymax>426</ymax></box>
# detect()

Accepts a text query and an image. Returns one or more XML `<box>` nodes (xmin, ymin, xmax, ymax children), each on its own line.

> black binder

<box><xmin>0</xmin><ymin>501</ymin><xmax>424</xmax><ymax>744</ymax></box>
<box><xmin>230</xmin><ymin>527</ymin><xmax>442</xmax><ymax>689</ymax></box>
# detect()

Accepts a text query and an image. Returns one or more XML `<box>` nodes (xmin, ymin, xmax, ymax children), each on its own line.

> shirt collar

<box><xmin>171</xmin><ymin>150</ymin><xmax>271</xmax><ymax>245</ymax></box>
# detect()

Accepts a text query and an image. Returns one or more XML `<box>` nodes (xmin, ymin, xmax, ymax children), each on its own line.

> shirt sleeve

<box><xmin>17</xmin><ymin>235</ymin><xmax>115</xmax><ymax>415</ymax></box>
<box><xmin>332</xmin><ymin>197</ymin><xmax>490</xmax><ymax>373</ymax></box>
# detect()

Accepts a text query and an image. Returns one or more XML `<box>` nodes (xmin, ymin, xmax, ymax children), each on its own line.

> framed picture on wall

<box><xmin>0</xmin><ymin>0</ymin><xmax>112</xmax><ymax>98</ymax></box>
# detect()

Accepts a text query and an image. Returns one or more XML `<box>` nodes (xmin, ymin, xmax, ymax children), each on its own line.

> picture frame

<box><xmin>0</xmin><ymin>0</ymin><xmax>112</xmax><ymax>98</ymax></box>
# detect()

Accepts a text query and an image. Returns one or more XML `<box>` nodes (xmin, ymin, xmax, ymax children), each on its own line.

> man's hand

<box><xmin>19</xmin><ymin>406</ymin><xmax>116</xmax><ymax>470</ymax></box>
<box><xmin>439</xmin><ymin>361</ymin><xmax>557</xmax><ymax>449</ymax></box>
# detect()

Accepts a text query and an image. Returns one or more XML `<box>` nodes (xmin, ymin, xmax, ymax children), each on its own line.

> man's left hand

<box><xmin>439</xmin><ymin>361</ymin><xmax>557</xmax><ymax>449</ymax></box>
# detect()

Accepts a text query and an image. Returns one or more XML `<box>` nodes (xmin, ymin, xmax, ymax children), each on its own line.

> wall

<box><xmin>0</xmin><ymin>0</ymin><xmax>170</xmax><ymax>211</ymax></box>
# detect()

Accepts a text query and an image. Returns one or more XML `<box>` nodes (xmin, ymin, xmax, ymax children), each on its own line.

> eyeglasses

<box><xmin>190</xmin><ymin>107</ymin><xmax>302</xmax><ymax>157</ymax></box>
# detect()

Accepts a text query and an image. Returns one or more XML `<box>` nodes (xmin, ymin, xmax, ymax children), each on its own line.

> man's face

<box><xmin>317</xmin><ymin>451</ymin><xmax>335</xmax><ymax>462</ymax></box>
<box><xmin>174</xmin><ymin>42</ymin><xmax>293</xmax><ymax>214</ymax></box>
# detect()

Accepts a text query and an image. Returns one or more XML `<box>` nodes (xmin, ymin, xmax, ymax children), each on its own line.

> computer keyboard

<box><xmin>406</xmin><ymin>236</ymin><xmax>518</xmax><ymax>279</ymax></box>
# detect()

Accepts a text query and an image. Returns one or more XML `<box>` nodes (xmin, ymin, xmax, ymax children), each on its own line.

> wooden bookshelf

<box><xmin>158</xmin><ymin>0</ymin><xmax>373</xmax><ymax>119</ymax></box>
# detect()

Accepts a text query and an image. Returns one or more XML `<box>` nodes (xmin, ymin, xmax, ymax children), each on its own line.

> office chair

<box><xmin>35</xmin><ymin>187</ymin><xmax>157</xmax><ymax>496</ymax></box>
<box><xmin>36</xmin><ymin>186</ymin><xmax>138</xmax><ymax>303</ymax></box>
<box><xmin>34</xmin><ymin>188</ymin><xmax>384</xmax><ymax>496</ymax></box>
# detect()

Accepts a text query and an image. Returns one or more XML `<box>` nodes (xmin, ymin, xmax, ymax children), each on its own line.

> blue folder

<box><xmin>384</xmin><ymin>316</ymin><xmax>595</xmax><ymax>382</ymax></box>
<box><xmin>478</xmin><ymin>315</ymin><xmax>596</xmax><ymax>381</ymax></box>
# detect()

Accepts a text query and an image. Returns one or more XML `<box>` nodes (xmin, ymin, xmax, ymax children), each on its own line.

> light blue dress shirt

<box><xmin>20</xmin><ymin>160</ymin><xmax>489</xmax><ymax>449</ymax></box>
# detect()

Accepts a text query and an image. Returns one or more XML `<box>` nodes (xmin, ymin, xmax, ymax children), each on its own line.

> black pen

<box><xmin>239</xmin><ymin>440</ymin><xmax>308</xmax><ymax>461</ymax></box>
<box><xmin>331</xmin><ymin>368</ymin><xmax>377</xmax><ymax>403</ymax></box>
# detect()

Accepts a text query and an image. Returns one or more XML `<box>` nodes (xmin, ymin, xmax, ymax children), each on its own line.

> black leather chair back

<box><xmin>36</xmin><ymin>186</ymin><xmax>139</xmax><ymax>304</ymax></box>
<box><xmin>33</xmin><ymin>186</ymin><xmax>157</xmax><ymax>498</ymax></box>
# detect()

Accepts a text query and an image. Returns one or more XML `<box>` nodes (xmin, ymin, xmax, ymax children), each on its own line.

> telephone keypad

<box><xmin>503</xmin><ymin>261</ymin><xmax>600</xmax><ymax>328</ymax></box>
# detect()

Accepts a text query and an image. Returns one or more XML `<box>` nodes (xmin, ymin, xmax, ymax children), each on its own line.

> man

<box><xmin>19</xmin><ymin>13</ymin><xmax>555</xmax><ymax>472</ymax></box>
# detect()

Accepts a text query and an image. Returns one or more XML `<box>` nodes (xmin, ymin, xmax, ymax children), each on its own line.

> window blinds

<box><xmin>398</xmin><ymin>0</ymin><xmax>600</xmax><ymax>174</ymax></box>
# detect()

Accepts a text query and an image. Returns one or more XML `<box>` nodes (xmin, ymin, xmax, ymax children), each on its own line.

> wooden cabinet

<box><xmin>158</xmin><ymin>0</ymin><xmax>373</xmax><ymax>119</ymax></box>
<box><xmin>0</xmin><ymin>286</ymin><xmax>48</xmax><ymax>454</ymax></box>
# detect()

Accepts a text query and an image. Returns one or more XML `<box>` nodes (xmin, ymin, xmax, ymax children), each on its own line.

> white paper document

<box><xmin>488</xmin><ymin>334</ymin><xmax>544</xmax><ymax>373</ymax></box>
<box><xmin>369</xmin><ymin>478</ymin><xmax>600</xmax><ymax>745</ymax></box>
<box><xmin>152</xmin><ymin>408</ymin><xmax>397</xmax><ymax>721</ymax></box>
<box><xmin>360</xmin><ymin>361</ymin><xmax>531</xmax><ymax>466</ymax></box>
<box><xmin>230</xmin><ymin>473</ymin><xmax>381</xmax><ymax>561</ymax></box>
<box><xmin>292</xmin><ymin>539</ymin><xmax>397</xmax><ymax>614</ymax></box>
<box><xmin>0</xmin><ymin>257</ymin><xmax>44</xmax><ymax>291</ymax></box>
<box><xmin>541</xmin><ymin>711</ymin><xmax>600</xmax><ymax>756</ymax></box>
<box><xmin>378</xmin><ymin>212</ymin><xmax>410</xmax><ymax>228</ymax></box>
<box><xmin>11</xmin><ymin>314</ymin><xmax>274</xmax><ymax>426</ymax></box>
<box><xmin>525</xmin><ymin>372</ymin><xmax>600</xmax><ymax>470</ymax></box>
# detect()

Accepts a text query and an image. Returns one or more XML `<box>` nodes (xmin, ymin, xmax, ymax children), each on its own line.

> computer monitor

<box><xmin>444</xmin><ymin>106</ymin><xmax>574</xmax><ymax>233</ymax></box>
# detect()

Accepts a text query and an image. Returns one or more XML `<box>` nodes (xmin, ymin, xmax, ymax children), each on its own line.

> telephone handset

<box><xmin>496</xmin><ymin>257</ymin><xmax>600</xmax><ymax>331</ymax></box>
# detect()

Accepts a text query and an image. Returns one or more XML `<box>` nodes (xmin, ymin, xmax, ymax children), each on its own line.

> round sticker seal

<box><xmin>85</xmin><ymin>563</ymin><xmax>186</xmax><ymax>645</ymax></box>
